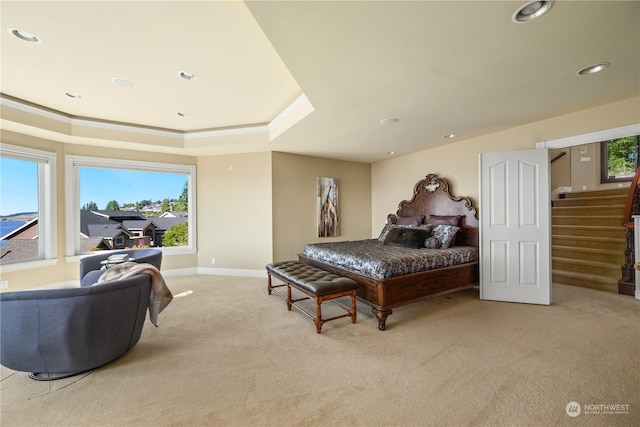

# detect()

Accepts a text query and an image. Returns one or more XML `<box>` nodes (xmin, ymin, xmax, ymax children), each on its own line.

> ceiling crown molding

<box><xmin>1</xmin><ymin>94</ymin><xmax>314</xmax><ymax>154</ymax></box>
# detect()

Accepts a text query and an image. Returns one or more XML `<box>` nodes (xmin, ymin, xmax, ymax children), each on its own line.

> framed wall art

<box><xmin>317</xmin><ymin>177</ymin><xmax>339</xmax><ymax>237</ymax></box>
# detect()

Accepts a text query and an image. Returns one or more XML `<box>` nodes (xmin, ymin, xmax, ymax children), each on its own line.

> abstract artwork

<box><xmin>317</xmin><ymin>177</ymin><xmax>339</xmax><ymax>237</ymax></box>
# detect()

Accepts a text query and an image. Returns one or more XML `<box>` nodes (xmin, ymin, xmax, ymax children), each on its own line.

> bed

<box><xmin>299</xmin><ymin>174</ymin><xmax>479</xmax><ymax>330</ymax></box>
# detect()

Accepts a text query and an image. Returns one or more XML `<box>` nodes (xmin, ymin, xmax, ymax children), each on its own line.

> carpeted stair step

<box><xmin>558</xmin><ymin>188</ymin><xmax>628</xmax><ymax>199</ymax></box>
<box><xmin>552</xmin><ymin>245</ymin><xmax>625</xmax><ymax>264</ymax></box>
<box><xmin>552</xmin><ymin>188</ymin><xmax>629</xmax><ymax>294</ymax></box>
<box><xmin>551</xmin><ymin>235</ymin><xmax>625</xmax><ymax>251</ymax></box>
<box><xmin>552</xmin><ymin>256</ymin><xmax>621</xmax><ymax>277</ymax></box>
<box><xmin>551</xmin><ymin>225</ymin><xmax>626</xmax><ymax>239</ymax></box>
<box><xmin>551</xmin><ymin>205</ymin><xmax>626</xmax><ymax>216</ymax></box>
<box><xmin>551</xmin><ymin>215</ymin><xmax>624</xmax><ymax>227</ymax></box>
<box><xmin>552</xmin><ymin>195</ymin><xmax>627</xmax><ymax>207</ymax></box>
<box><xmin>552</xmin><ymin>269</ymin><xmax>618</xmax><ymax>293</ymax></box>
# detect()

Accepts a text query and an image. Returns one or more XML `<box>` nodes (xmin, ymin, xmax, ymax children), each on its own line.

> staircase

<box><xmin>551</xmin><ymin>188</ymin><xmax>627</xmax><ymax>293</ymax></box>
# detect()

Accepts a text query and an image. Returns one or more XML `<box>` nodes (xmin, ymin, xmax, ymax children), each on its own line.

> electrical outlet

<box><xmin>211</xmin><ymin>258</ymin><xmax>216</xmax><ymax>265</ymax></box>
<box><xmin>0</xmin><ymin>280</ymin><xmax>8</xmax><ymax>289</ymax></box>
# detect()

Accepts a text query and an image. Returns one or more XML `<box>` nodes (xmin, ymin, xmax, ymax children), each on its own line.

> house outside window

<box><xmin>0</xmin><ymin>144</ymin><xmax>57</xmax><ymax>268</ymax></box>
<box><xmin>600</xmin><ymin>135</ymin><xmax>640</xmax><ymax>183</ymax></box>
<box><xmin>66</xmin><ymin>155</ymin><xmax>196</xmax><ymax>256</ymax></box>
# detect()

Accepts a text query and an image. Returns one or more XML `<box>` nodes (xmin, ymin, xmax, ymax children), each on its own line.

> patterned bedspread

<box><xmin>302</xmin><ymin>239</ymin><xmax>478</xmax><ymax>280</ymax></box>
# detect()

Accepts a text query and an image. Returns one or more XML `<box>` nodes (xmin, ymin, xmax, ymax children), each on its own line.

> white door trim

<box><xmin>536</xmin><ymin>124</ymin><xmax>640</xmax><ymax>150</ymax></box>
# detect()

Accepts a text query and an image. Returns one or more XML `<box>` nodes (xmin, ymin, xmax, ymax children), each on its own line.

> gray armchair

<box><xmin>0</xmin><ymin>274</ymin><xmax>152</xmax><ymax>380</ymax></box>
<box><xmin>80</xmin><ymin>248</ymin><xmax>162</xmax><ymax>286</ymax></box>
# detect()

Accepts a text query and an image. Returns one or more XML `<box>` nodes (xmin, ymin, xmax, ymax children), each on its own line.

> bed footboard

<box><xmin>298</xmin><ymin>254</ymin><xmax>478</xmax><ymax>330</ymax></box>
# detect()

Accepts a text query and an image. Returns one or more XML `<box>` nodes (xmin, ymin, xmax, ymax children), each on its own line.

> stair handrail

<box><xmin>550</xmin><ymin>151</ymin><xmax>567</xmax><ymax>164</ymax></box>
<box><xmin>623</xmin><ymin>167</ymin><xmax>640</xmax><ymax>228</ymax></box>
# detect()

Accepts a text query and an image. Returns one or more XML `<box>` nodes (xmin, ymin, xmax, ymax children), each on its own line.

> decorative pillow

<box><xmin>425</xmin><ymin>236</ymin><xmax>441</xmax><ymax>249</ymax></box>
<box><xmin>378</xmin><ymin>224</ymin><xmax>433</xmax><ymax>243</ymax></box>
<box><xmin>432</xmin><ymin>224</ymin><xmax>460</xmax><ymax>249</ymax></box>
<box><xmin>396</xmin><ymin>215</ymin><xmax>425</xmax><ymax>226</ymax></box>
<box><xmin>428</xmin><ymin>215</ymin><xmax>462</xmax><ymax>226</ymax></box>
<box><xmin>377</xmin><ymin>224</ymin><xmax>394</xmax><ymax>242</ymax></box>
<box><xmin>383</xmin><ymin>227</ymin><xmax>430</xmax><ymax>249</ymax></box>
<box><xmin>377</xmin><ymin>223</ymin><xmax>433</xmax><ymax>242</ymax></box>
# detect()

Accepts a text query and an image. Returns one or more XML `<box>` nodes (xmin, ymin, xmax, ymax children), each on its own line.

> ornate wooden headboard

<box><xmin>387</xmin><ymin>174</ymin><xmax>479</xmax><ymax>247</ymax></box>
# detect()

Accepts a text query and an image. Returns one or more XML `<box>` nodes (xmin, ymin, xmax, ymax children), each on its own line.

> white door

<box><xmin>479</xmin><ymin>148</ymin><xmax>551</xmax><ymax>304</ymax></box>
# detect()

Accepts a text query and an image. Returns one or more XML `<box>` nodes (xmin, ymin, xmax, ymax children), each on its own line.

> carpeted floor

<box><xmin>1</xmin><ymin>274</ymin><xmax>638</xmax><ymax>427</ymax></box>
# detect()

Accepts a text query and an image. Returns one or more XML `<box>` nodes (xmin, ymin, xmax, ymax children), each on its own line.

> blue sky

<box><xmin>0</xmin><ymin>157</ymin><xmax>187</xmax><ymax>216</ymax></box>
<box><xmin>1</xmin><ymin>157</ymin><xmax>38</xmax><ymax>215</ymax></box>
<box><xmin>80</xmin><ymin>168</ymin><xmax>187</xmax><ymax>210</ymax></box>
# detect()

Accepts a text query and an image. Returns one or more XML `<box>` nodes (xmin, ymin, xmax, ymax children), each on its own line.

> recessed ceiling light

<box><xmin>380</xmin><ymin>117</ymin><xmax>399</xmax><ymax>125</ymax></box>
<box><xmin>386</xmin><ymin>151</ymin><xmax>395</xmax><ymax>155</ymax></box>
<box><xmin>576</xmin><ymin>62</ymin><xmax>610</xmax><ymax>76</ymax></box>
<box><xmin>177</xmin><ymin>112</ymin><xmax>189</xmax><ymax>117</ymax></box>
<box><xmin>65</xmin><ymin>92</ymin><xmax>82</xmax><ymax>99</ymax></box>
<box><xmin>112</xmin><ymin>77</ymin><xmax>136</xmax><ymax>88</ymax></box>
<box><xmin>512</xmin><ymin>1</ymin><xmax>554</xmax><ymax>23</ymax></box>
<box><xmin>444</xmin><ymin>134</ymin><xmax>455</xmax><ymax>139</ymax></box>
<box><xmin>9</xmin><ymin>28</ymin><xmax>41</xmax><ymax>43</ymax></box>
<box><xmin>179</xmin><ymin>71</ymin><xmax>197</xmax><ymax>81</ymax></box>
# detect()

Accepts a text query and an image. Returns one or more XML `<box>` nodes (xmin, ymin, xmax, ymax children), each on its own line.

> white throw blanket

<box><xmin>98</xmin><ymin>262</ymin><xmax>173</xmax><ymax>326</ymax></box>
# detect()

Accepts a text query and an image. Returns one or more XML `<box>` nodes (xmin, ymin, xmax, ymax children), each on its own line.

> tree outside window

<box><xmin>601</xmin><ymin>135</ymin><xmax>640</xmax><ymax>183</ymax></box>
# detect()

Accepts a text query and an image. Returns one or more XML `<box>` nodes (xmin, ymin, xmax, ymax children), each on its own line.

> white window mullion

<box><xmin>65</xmin><ymin>155</ymin><xmax>81</xmax><ymax>256</ymax></box>
<box><xmin>39</xmin><ymin>158</ymin><xmax>57</xmax><ymax>259</ymax></box>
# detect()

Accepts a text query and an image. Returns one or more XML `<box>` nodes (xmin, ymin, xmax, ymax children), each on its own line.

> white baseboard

<box><xmin>196</xmin><ymin>267</ymin><xmax>267</xmax><ymax>278</ymax></box>
<box><xmin>160</xmin><ymin>267</ymin><xmax>199</xmax><ymax>277</ymax></box>
<box><xmin>22</xmin><ymin>267</ymin><xmax>265</xmax><ymax>291</ymax></box>
<box><xmin>161</xmin><ymin>267</ymin><xmax>265</xmax><ymax>278</ymax></box>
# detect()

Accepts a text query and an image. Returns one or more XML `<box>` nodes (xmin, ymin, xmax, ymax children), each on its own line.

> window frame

<box><xmin>600</xmin><ymin>135</ymin><xmax>640</xmax><ymax>184</ymax></box>
<box><xmin>0</xmin><ymin>143</ymin><xmax>57</xmax><ymax>272</ymax></box>
<box><xmin>65</xmin><ymin>155</ymin><xmax>196</xmax><ymax>258</ymax></box>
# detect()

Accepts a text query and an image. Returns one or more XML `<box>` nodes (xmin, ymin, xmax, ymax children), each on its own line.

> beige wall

<box><xmin>569</xmin><ymin>142</ymin><xmax>633</xmax><ymax>192</ymax></box>
<box><xmin>196</xmin><ymin>152</ymin><xmax>273</xmax><ymax>271</ymax></box>
<box><xmin>570</xmin><ymin>143</ymin><xmax>599</xmax><ymax>192</ymax></box>
<box><xmin>551</xmin><ymin>142</ymin><xmax>634</xmax><ymax>194</ymax></box>
<box><xmin>2</xmin><ymin>96</ymin><xmax>638</xmax><ymax>289</ymax></box>
<box><xmin>271</xmin><ymin>152</ymin><xmax>371</xmax><ymax>261</ymax></box>
<box><xmin>371</xmin><ymin>97</ymin><xmax>640</xmax><ymax>234</ymax></box>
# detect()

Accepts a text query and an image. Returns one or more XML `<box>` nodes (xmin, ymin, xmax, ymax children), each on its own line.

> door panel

<box><xmin>480</xmin><ymin>149</ymin><xmax>551</xmax><ymax>305</ymax></box>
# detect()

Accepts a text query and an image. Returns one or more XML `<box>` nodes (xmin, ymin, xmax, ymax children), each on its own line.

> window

<box><xmin>65</xmin><ymin>155</ymin><xmax>196</xmax><ymax>256</ymax></box>
<box><xmin>600</xmin><ymin>135</ymin><xmax>640</xmax><ymax>183</ymax></box>
<box><xmin>0</xmin><ymin>144</ymin><xmax>57</xmax><ymax>269</ymax></box>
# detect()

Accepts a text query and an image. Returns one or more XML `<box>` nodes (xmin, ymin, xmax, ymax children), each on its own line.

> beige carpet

<box><xmin>1</xmin><ymin>275</ymin><xmax>638</xmax><ymax>427</ymax></box>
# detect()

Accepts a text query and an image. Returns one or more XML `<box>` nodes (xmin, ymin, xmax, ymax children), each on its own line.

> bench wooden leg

<box><xmin>315</xmin><ymin>301</ymin><xmax>323</xmax><ymax>333</ymax></box>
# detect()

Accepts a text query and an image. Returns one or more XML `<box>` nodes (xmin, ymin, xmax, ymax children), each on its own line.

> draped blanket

<box><xmin>98</xmin><ymin>262</ymin><xmax>173</xmax><ymax>326</ymax></box>
<box><xmin>303</xmin><ymin>239</ymin><xmax>478</xmax><ymax>280</ymax></box>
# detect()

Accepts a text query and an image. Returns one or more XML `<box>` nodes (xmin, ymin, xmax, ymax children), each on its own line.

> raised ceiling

<box><xmin>1</xmin><ymin>1</ymin><xmax>639</xmax><ymax>163</ymax></box>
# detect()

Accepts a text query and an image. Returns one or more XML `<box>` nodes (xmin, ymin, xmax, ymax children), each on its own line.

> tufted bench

<box><xmin>266</xmin><ymin>261</ymin><xmax>357</xmax><ymax>333</ymax></box>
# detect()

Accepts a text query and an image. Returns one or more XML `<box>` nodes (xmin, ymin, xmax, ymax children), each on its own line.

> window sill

<box><xmin>65</xmin><ymin>247</ymin><xmax>196</xmax><ymax>263</ymax></box>
<box><xmin>0</xmin><ymin>258</ymin><xmax>58</xmax><ymax>273</ymax></box>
